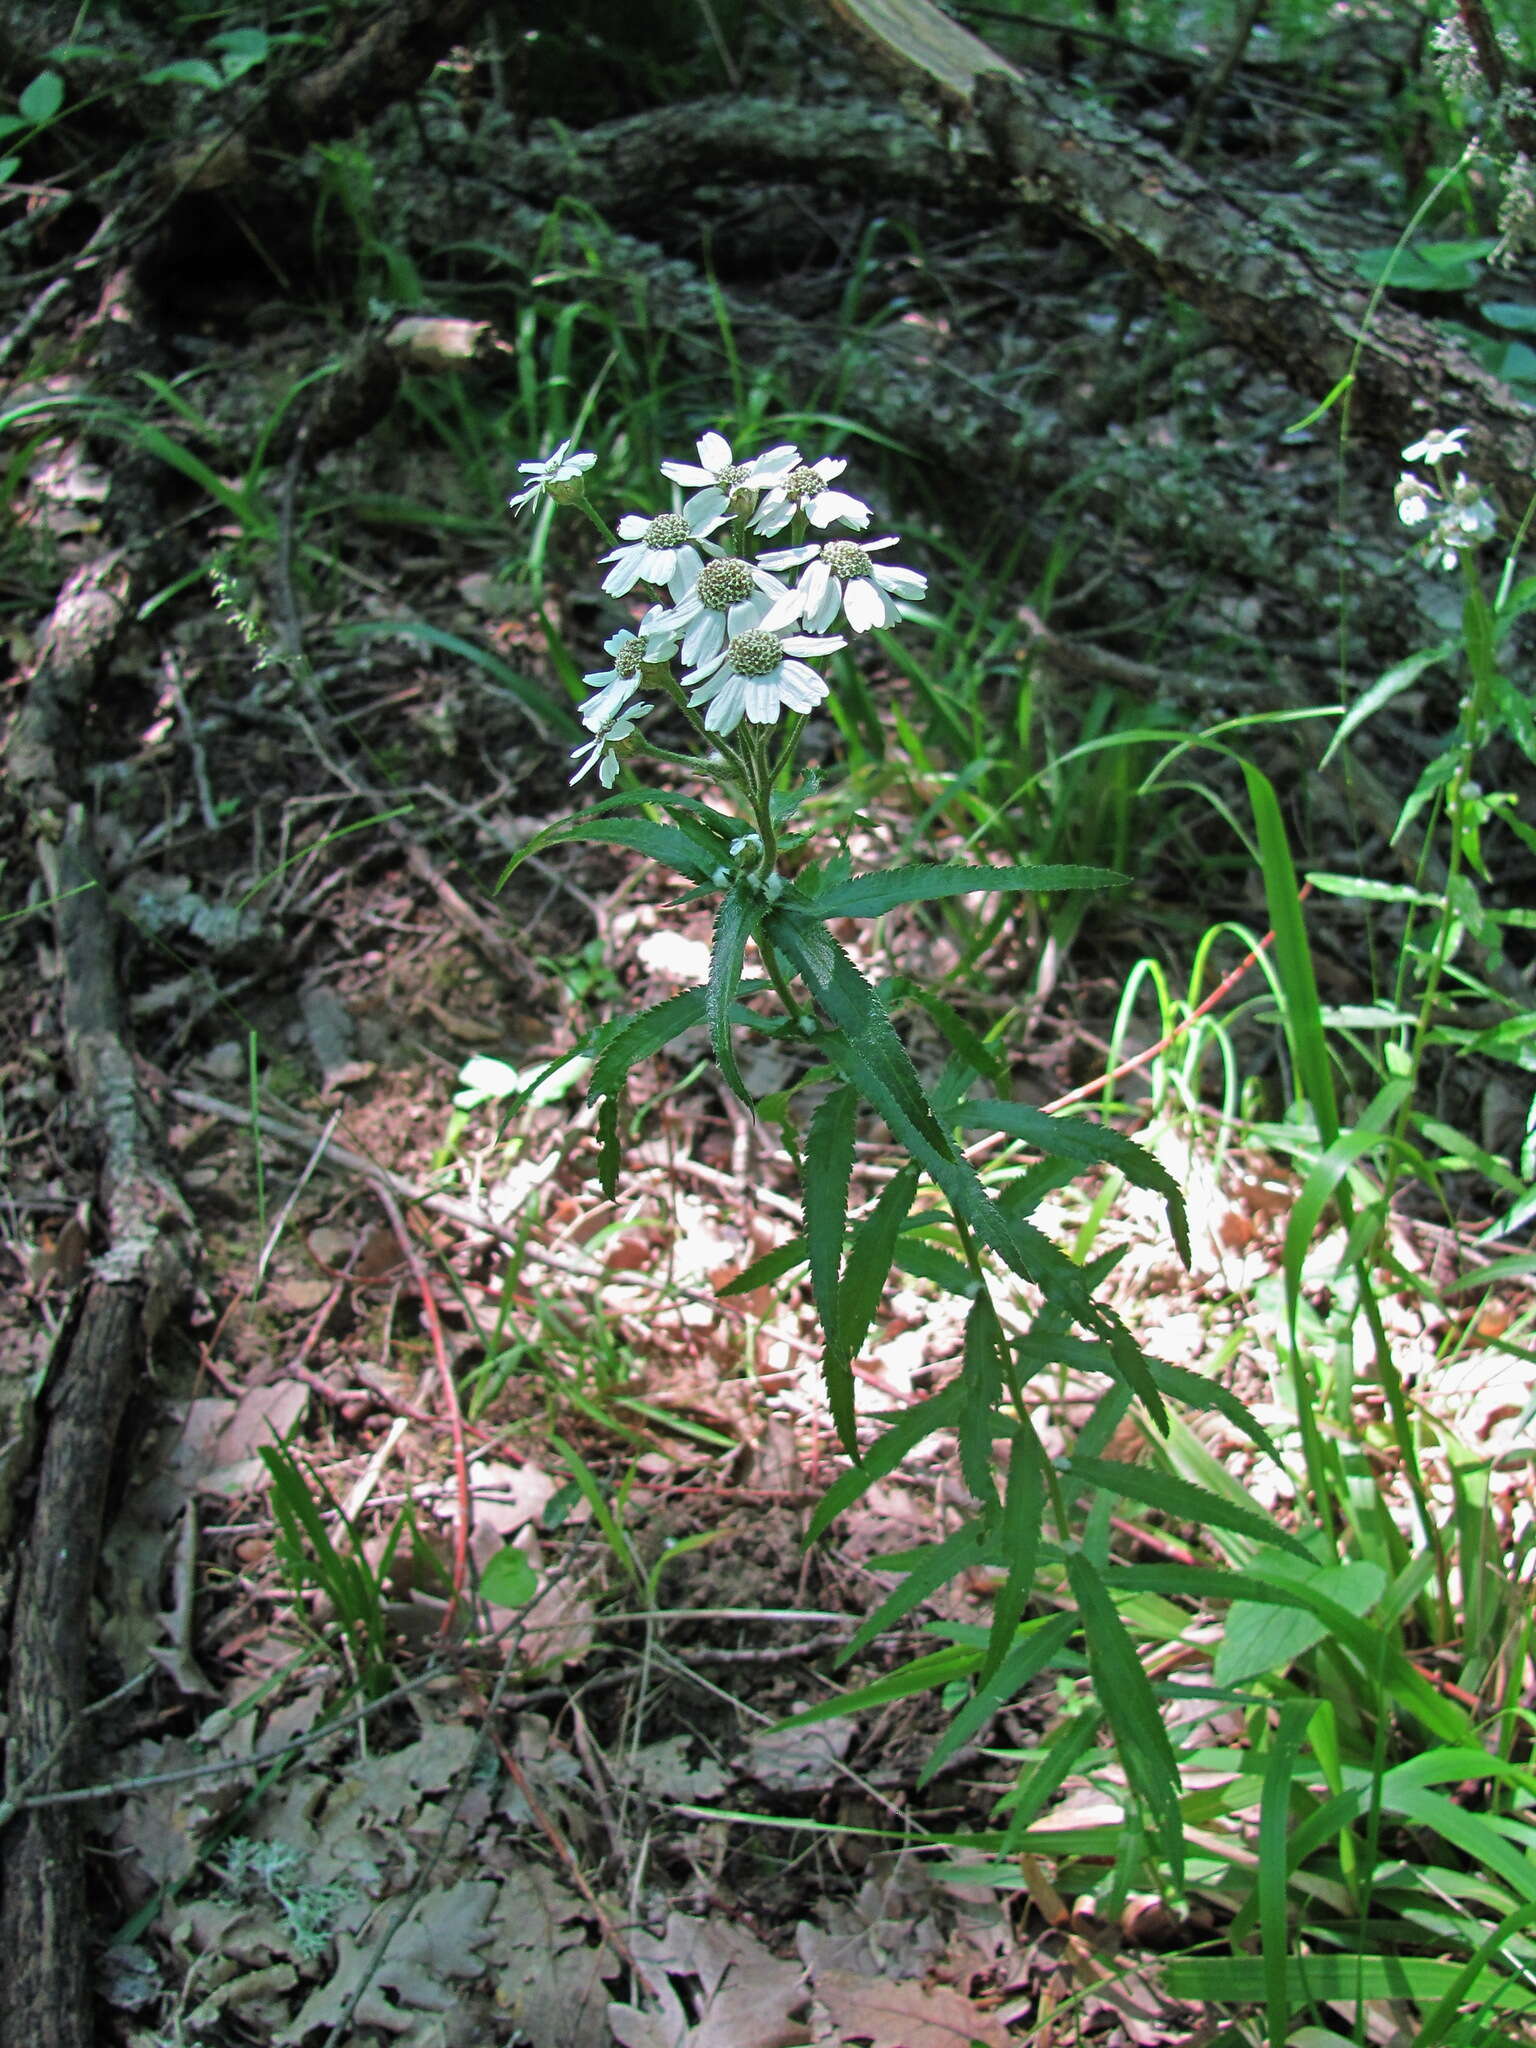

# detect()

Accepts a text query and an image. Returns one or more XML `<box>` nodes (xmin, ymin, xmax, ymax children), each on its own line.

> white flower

<box><xmin>509</xmin><ymin>438</ymin><xmax>595</xmax><ymax>515</ymax></box>
<box><xmin>600</xmin><ymin>500</ymin><xmax>726</xmax><ymax>599</ymax></box>
<box><xmin>1395</xmin><ymin>473</ymin><xmax>1437</xmax><ymax>528</ymax></box>
<box><xmin>759</xmin><ymin>536</ymin><xmax>927</xmax><ymax>634</ymax></box>
<box><xmin>751</xmin><ymin>456</ymin><xmax>872</xmax><ymax>538</ymax></box>
<box><xmin>1445</xmin><ymin>473</ymin><xmax>1496</xmax><ymax>540</ymax></box>
<box><xmin>653</xmin><ymin>553</ymin><xmax>792</xmax><ymax>666</ymax></box>
<box><xmin>1396</xmin><ymin>465</ymin><xmax>1496</xmax><ymax>571</ymax></box>
<box><xmin>660</xmin><ymin>433</ymin><xmax>801</xmax><ymax>521</ymax></box>
<box><xmin>684</xmin><ymin>626</ymin><xmax>844</xmax><ymax>735</ymax></box>
<box><xmin>579</xmin><ymin>607</ymin><xmax>679</xmax><ymax>731</ymax></box>
<box><xmin>1401</xmin><ymin>426</ymin><xmax>1468</xmax><ymax>465</ymax></box>
<box><xmin>569</xmin><ymin>704</ymin><xmax>651</xmax><ymax>787</ymax></box>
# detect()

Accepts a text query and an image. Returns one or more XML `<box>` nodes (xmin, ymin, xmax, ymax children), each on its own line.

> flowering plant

<box><xmin>499</xmin><ymin>429</ymin><xmax>1267</xmax><ymax>1878</ymax></box>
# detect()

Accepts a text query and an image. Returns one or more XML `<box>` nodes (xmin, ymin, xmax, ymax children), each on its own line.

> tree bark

<box><xmin>819</xmin><ymin>0</ymin><xmax>1536</xmax><ymax>509</ymax></box>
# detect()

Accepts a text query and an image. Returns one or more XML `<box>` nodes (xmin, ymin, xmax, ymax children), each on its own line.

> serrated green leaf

<box><xmin>999</xmin><ymin>1708</ymin><xmax>1103</xmax><ymax>1847</ymax></box>
<box><xmin>906</xmin><ymin>989</ymin><xmax>1007</xmax><ymax>1086</ymax></box>
<box><xmin>589</xmin><ymin>989</ymin><xmax>708</xmax><ymax>1101</ymax></box>
<box><xmin>812</xmin><ymin>860</ymin><xmax>1123</xmax><ymax>919</ymax></box>
<box><xmin>921</xmin><ymin>1611</ymin><xmax>1077</xmax><ymax>1785</ymax></box>
<box><xmin>809</xmin><ymin>1381</ymin><xmax>966</xmax><ymax>1545</ymax></box>
<box><xmin>717</xmin><ymin>1236</ymin><xmax>808</xmax><ymax>1295</ymax></box>
<box><xmin>835</xmin><ymin>1164</ymin><xmax>921</xmax><ymax>1364</ymax></box>
<box><xmin>499</xmin><ymin>812</ymin><xmax>722</xmax><ymax>891</ymax></box>
<box><xmin>981</xmin><ymin>1422</ymin><xmax>1047</xmax><ymax>1684</ymax></box>
<box><xmin>960</xmin><ymin>1294</ymin><xmax>1004</xmax><ymax>1504</ymax></box>
<box><xmin>891</xmin><ymin>1233</ymin><xmax>979</xmax><ymax>1297</ymax></box>
<box><xmin>805</xmin><ymin>1083</ymin><xmax>859</xmax><ymax>1451</ymax></box>
<box><xmin>708</xmin><ymin>883</ymin><xmax>763</xmax><ymax>1108</ymax></box>
<box><xmin>1066</xmin><ymin>1454</ymin><xmax>1312</xmax><ymax>1561</ymax></box>
<box><xmin>844</xmin><ymin>1522</ymin><xmax>990</xmax><ymax>1661</ymax></box>
<box><xmin>767</xmin><ymin>909</ymin><xmax>1103</xmax><ymax>1328</ymax></box>
<box><xmin>957</xmin><ymin>1100</ymin><xmax>1190</xmax><ymax>1265</ymax></box>
<box><xmin>1068</xmin><ymin>1553</ymin><xmax>1183</xmax><ymax>1889</ymax></box>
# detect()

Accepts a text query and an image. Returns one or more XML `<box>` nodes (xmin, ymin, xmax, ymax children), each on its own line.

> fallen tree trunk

<box><xmin>1</xmin><ymin>559</ymin><xmax>196</xmax><ymax>2048</ymax></box>
<box><xmin>820</xmin><ymin>0</ymin><xmax>1536</xmax><ymax>508</ymax></box>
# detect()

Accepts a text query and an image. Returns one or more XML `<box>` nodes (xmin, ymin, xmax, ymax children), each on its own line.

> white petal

<box><xmin>842</xmin><ymin>577</ymin><xmax>888</xmax><ymax>632</ymax></box>
<box><xmin>601</xmin><ymin>544</ymin><xmax>648</xmax><ymax>596</ymax></box>
<box><xmin>812</xmin><ymin>457</ymin><xmax>847</xmax><ymax>482</ymax></box>
<box><xmin>759</xmin><ymin>588</ymin><xmax>803</xmax><ymax>632</ymax></box>
<box><xmin>781</xmin><ymin>634</ymin><xmax>846</xmax><ymax>657</ymax></box>
<box><xmin>682</xmin><ymin>611</ymin><xmax>727</xmax><ymax>666</ymax></box>
<box><xmin>808</xmin><ymin>491</ymin><xmax>872</xmax><ymax>530</ymax></box>
<box><xmin>684</xmin><ymin>485</ymin><xmax>729</xmax><ymax>523</ymax></box>
<box><xmin>616</xmin><ymin>512</ymin><xmax>651</xmax><ymax>539</ymax></box>
<box><xmin>758</xmin><ymin>544</ymin><xmax>818</xmax><ymax>571</ymax></box>
<box><xmin>661</xmin><ymin>460</ymin><xmax>714</xmax><ymax>487</ymax></box>
<box><xmin>696</xmin><ymin>431</ymin><xmax>733</xmax><ymax>470</ymax></box>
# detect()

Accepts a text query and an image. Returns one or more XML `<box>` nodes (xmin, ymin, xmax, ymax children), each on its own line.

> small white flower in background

<box><xmin>1395</xmin><ymin>473</ymin><xmax>1436</xmax><ymax>528</ymax></box>
<box><xmin>759</xmin><ymin>536</ymin><xmax>927</xmax><ymax>634</ymax></box>
<box><xmin>569</xmin><ymin>703</ymin><xmax>651</xmax><ymax>787</ymax></box>
<box><xmin>751</xmin><ymin>456</ymin><xmax>872</xmax><ymax>537</ymax></box>
<box><xmin>579</xmin><ymin>606</ymin><xmax>679</xmax><ymax>731</ymax></box>
<box><xmin>654</xmin><ymin>553</ymin><xmax>792</xmax><ymax>666</ymax></box>
<box><xmin>601</xmin><ymin>499</ymin><xmax>726</xmax><ymax>599</ymax></box>
<box><xmin>660</xmin><ymin>433</ymin><xmax>801</xmax><ymax>521</ymax></box>
<box><xmin>1445</xmin><ymin>473</ymin><xmax>1496</xmax><ymax>541</ymax></box>
<box><xmin>1401</xmin><ymin>426</ymin><xmax>1469</xmax><ymax>465</ymax></box>
<box><xmin>509</xmin><ymin>438</ymin><xmax>595</xmax><ymax>515</ymax></box>
<box><xmin>684</xmin><ymin>626</ymin><xmax>844</xmax><ymax>735</ymax></box>
<box><xmin>1395</xmin><ymin>462</ymin><xmax>1496</xmax><ymax>572</ymax></box>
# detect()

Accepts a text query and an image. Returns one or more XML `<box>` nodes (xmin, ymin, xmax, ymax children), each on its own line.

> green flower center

<box><xmin>614</xmin><ymin>640</ymin><xmax>645</xmax><ymax>678</ymax></box>
<box><xmin>820</xmin><ymin>542</ymin><xmax>870</xmax><ymax>580</ymax></box>
<box><xmin>697</xmin><ymin>558</ymin><xmax>755</xmax><ymax>609</ymax></box>
<box><xmin>782</xmin><ymin>465</ymin><xmax>824</xmax><ymax>503</ymax></box>
<box><xmin>646</xmin><ymin>513</ymin><xmax>690</xmax><ymax>547</ymax></box>
<box><xmin>715</xmin><ymin>463</ymin><xmax>750</xmax><ymax>492</ymax></box>
<box><xmin>728</xmin><ymin>629</ymin><xmax>784</xmax><ymax>677</ymax></box>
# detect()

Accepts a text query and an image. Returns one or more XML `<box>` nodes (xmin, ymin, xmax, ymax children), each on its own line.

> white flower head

<box><xmin>579</xmin><ymin>606</ymin><xmax>678</xmax><ymax>731</ymax></box>
<box><xmin>1395</xmin><ymin>472</ymin><xmax>1438</xmax><ymax>528</ymax></box>
<box><xmin>1401</xmin><ymin>426</ymin><xmax>1469</xmax><ymax>465</ymax></box>
<box><xmin>660</xmin><ymin>432</ymin><xmax>801</xmax><ymax>521</ymax></box>
<box><xmin>759</xmin><ymin>536</ymin><xmax>927</xmax><ymax>634</ymax></box>
<box><xmin>1446</xmin><ymin>472</ymin><xmax>1496</xmax><ymax>540</ymax></box>
<box><xmin>509</xmin><ymin>438</ymin><xmax>596</xmax><ymax>515</ymax></box>
<box><xmin>684</xmin><ymin>626</ymin><xmax>844</xmax><ymax>736</ymax></box>
<box><xmin>600</xmin><ymin>499</ymin><xmax>726</xmax><ymax>599</ymax></box>
<box><xmin>569</xmin><ymin>703</ymin><xmax>651</xmax><ymax>787</ymax></box>
<box><xmin>751</xmin><ymin>456</ymin><xmax>872</xmax><ymax>538</ymax></box>
<box><xmin>1396</xmin><ymin>464</ymin><xmax>1496</xmax><ymax>571</ymax></box>
<box><xmin>653</xmin><ymin>552</ymin><xmax>792</xmax><ymax>667</ymax></box>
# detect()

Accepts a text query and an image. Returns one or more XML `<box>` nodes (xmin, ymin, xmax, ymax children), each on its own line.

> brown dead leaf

<box><xmin>812</xmin><ymin>1966</ymin><xmax>1010</xmax><ymax>2048</ymax></box>
<box><xmin>610</xmin><ymin>1912</ymin><xmax>808</xmax><ymax>2048</ymax></box>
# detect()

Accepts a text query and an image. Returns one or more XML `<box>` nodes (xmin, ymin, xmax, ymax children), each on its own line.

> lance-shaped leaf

<box><xmin>499</xmin><ymin>811</ymin><xmax>724</xmax><ymax>892</ymax></box>
<box><xmin>835</xmin><ymin>1164</ymin><xmax>921</xmax><ymax>1367</ymax></box>
<box><xmin>1065</xmin><ymin>1454</ymin><xmax>1313</xmax><ymax>1562</ymax></box>
<box><xmin>812</xmin><ymin>861</ymin><xmax>1125</xmax><ymax>920</ymax></box>
<box><xmin>765</xmin><ymin>909</ymin><xmax>1103</xmax><ymax>1331</ymax></box>
<box><xmin>999</xmin><ymin>1708</ymin><xmax>1104</xmax><ymax>1850</ymax></box>
<box><xmin>843</xmin><ymin>1522</ymin><xmax>991</xmax><ymax>1662</ymax></box>
<box><xmin>957</xmin><ymin>1099</ymin><xmax>1190</xmax><ymax>1266</ymax></box>
<box><xmin>1068</xmin><ymin>1553</ymin><xmax>1184</xmax><ymax>1892</ymax></box>
<box><xmin>920</xmin><ymin>1611</ymin><xmax>1078</xmax><ymax>1786</ymax></box>
<box><xmin>588</xmin><ymin>988</ymin><xmax>708</xmax><ymax>1197</ymax></box>
<box><xmin>708</xmin><ymin>881</ymin><xmax>766</xmax><ymax>1108</ymax></box>
<box><xmin>805</xmin><ymin>1083</ymin><xmax>859</xmax><ymax>1451</ymax></box>
<box><xmin>809</xmin><ymin>1380</ymin><xmax>966</xmax><ymax>1544</ymax></box>
<box><xmin>959</xmin><ymin>1293</ymin><xmax>1005</xmax><ymax>1505</ymax></box>
<box><xmin>980</xmin><ymin>1419</ymin><xmax>1048</xmax><ymax>1686</ymax></box>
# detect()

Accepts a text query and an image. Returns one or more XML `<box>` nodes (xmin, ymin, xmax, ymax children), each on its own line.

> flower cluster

<box><xmin>510</xmin><ymin>431</ymin><xmax>928</xmax><ymax>784</ymax></box>
<box><xmin>1395</xmin><ymin>426</ymin><xmax>1496</xmax><ymax>573</ymax></box>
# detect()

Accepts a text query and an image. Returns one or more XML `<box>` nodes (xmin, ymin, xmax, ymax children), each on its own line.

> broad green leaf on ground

<box><xmin>1213</xmin><ymin>1555</ymin><xmax>1386</xmax><ymax>1686</ymax></box>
